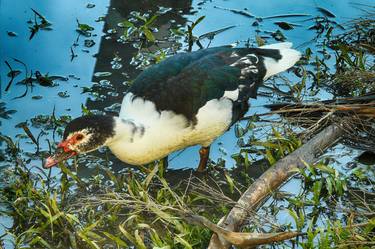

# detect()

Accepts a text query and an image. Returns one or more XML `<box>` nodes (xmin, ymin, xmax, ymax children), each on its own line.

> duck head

<box><xmin>44</xmin><ymin>115</ymin><xmax>116</xmax><ymax>168</ymax></box>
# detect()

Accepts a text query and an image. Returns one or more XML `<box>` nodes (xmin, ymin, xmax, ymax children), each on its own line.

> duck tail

<box><xmin>259</xmin><ymin>42</ymin><xmax>301</xmax><ymax>79</ymax></box>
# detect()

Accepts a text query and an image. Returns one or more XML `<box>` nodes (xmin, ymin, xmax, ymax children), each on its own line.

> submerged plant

<box><xmin>28</xmin><ymin>8</ymin><xmax>52</xmax><ymax>40</ymax></box>
<box><xmin>120</xmin><ymin>12</ymin><xmax>159</xmax><ymax>43</ymax></box>
<box><xmin>76</xmin><ymin>19</ymin><xmax>95</xmax><ymax>37</ymax></box>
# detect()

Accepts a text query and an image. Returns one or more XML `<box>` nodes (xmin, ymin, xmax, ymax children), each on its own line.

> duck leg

<box><xmin>197</xmin><ymin>146</ymin><xmax>210</xmax><ymax>172</ymax></box>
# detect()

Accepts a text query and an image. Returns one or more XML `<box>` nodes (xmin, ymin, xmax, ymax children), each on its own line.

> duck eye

<box><xmin>76</xmin><ymin>134</ymin><xmax>84</xmax><ymax>141</ymax></box>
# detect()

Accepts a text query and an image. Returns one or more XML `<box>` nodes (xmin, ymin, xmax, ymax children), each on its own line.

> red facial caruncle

<box><xmin>43</xmin><ymin>133</ymin><xmax>84</xmax><ymax>168</ymax></box>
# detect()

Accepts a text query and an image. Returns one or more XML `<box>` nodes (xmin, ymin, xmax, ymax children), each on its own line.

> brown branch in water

<box><xmin>213</xmin><ymin>6</ymin><xmax>255</xmax><ymax>18</ymax></box>
<box><xmin>20</xmin><ymin>123</ymin><xmax>38</xmax><ymax>146</ymax></box>
<box><xmin>208</xmin><ymin>124</ymin><xmax>344</xmax><ymax>249</ymax></box>
<box><xmin>180</xmin><ymin>211</ymin><xmax>302</xmax><ymax>247</ymax></box>
<box><xmin>5</xmin><ymin>60</ymin><xmax>15</xmax><ymax>91</ymax></box>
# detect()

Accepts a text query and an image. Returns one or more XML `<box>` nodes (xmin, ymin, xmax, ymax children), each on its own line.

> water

<box><xmin>0</xmin><ymin>0</ymin><xmax>373</xmax><ymax>247</ymax></box>
<box><xmin>1</xmin><ymin>0</ymin><xmax>370</xmax><ymax>169</ymax></box>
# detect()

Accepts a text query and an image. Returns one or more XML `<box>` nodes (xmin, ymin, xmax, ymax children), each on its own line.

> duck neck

<box><xmin>106</xmin><ymin>117</ymin><xmax>145</xmax><ymax>145</ymax></box>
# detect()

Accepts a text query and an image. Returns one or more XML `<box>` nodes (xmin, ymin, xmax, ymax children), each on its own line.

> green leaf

<box><xmin>191</xmin><ymin>16</ymin><xmax>205</xmax><ymax>30</ymax></box>
<box><xmin>81</xmin><ymin>104</ymin><xmax>92</xmax><ymax>115</ymax></box>
<box><xmin>170</xmin><ymin>28</ymin><xmax>185</xmax><ymax>36</ymax></box>
<box><xmin>142</xmin><ymin>27</ymin><xmax>155</xmax><ymax>42</ymax></box>
<box><xmin>364</xmin><ymin>218</ymin><xmax>375</xmax><ymax>234</ymax></box>
<box><xmin>265</xmin><ymin>149</ymin><xmax>276</xmax><ymax>165</ymax></box>
<box><xmin>315</xmin><ymin>163</ymin><xmax>335</xmax><ymax>175</ymax></box>
<box><xmin>145</xmin><ymin>14</ymin><xmax>158</xmax><ymax>26</ymax></box>
<box><xmin>312</xmin><ymin>180</ymin><xmax>322</xmax><ymax>205</ymax></box>
<box><xmin>256</xmin><ymin>35</ymin><xmax>265</xmax><ymax>46</ymax></box>
<box><xmin>287</xmin><ymin>208</ymin><xmax>304</xmax><ymax>231</ymax></box>
<box><xmin>134</xmin><ymin>230</ymin><xmax>147</xmax><ymax>249</ymax></box>
<box><xmin>102</xmin><ymin>232</ymin><xmax>128</xmax><ymax>247</ymax></box>
<box><xmin>135</xmin><ymin>14</ymin><xmax>147</xmax><ymax>22</ymax></box>
<box><xmin>78</xmin><ymin>232</ymin><xmax>100</xmax><ymax>249</ymax></box>
<box><xmin>121</xmin><ymin>20</ymin><xmax>135</xmax><ymax>28</ymax></box>
<box><xmin>143</xmin><ymin>164</ymin><xmax>158</xmax><ymax>189</ymax></box>
<box><xmin>224</xmin><ymin>171</ymin><xmax>235</xmax><ymax>194</ymax></box>
<box><xmin>175</xmin><ymin>235</ymin><xmax>193</xmax><ymax>249</ymax></box>
<box><xmin>325</xmin><ymin>177</ymin><xmax>334</xmax><ymax>195</ymax></box>
<box><xmin>68</xmin><ymin>231</ymin><xmax>78</xmax><ymax>249</ymax></box>
<box><xmin>29</xmin><ymin>236</ymin><xmax>53</xmax><ymax>249</ymax></box>
<box><xmin>149</xmin><ymin>228</ymin><xmax>165</xmax><ymax>247</ymax></box>
<box><xmin>77</xmin><ymin>23</ymin><xmax>94</xmax><ymax>32</ymax></box>
<box><xmin>288</xmin><ymin>209</ymin><xmax>298</xmax><ymax>227</ymax></box>
<box><xmin>119</xmin><ymin>224</ymin><xmax>137</xmax><ymax>245</ymax></box>
<box><xmin>59</xmin><ymin>162</ymin><xmax>82</xmax><ymax>184</ymax></box>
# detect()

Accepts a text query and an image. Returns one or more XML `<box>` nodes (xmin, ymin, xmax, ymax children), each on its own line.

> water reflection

<box><xmin>88</xmin><ymin>0</ymin><xmax>195</xmax><ymax>171</ymax></box>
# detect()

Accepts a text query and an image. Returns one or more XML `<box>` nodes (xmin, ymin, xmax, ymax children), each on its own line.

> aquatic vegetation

<box><xmin>28</xmin><ymin>8</ymin><xmax>52</xmax><ymax>40</ymax></box>
<box><xmin>1</xmin><ymin>122</ymin><xmax>374</xmax><ymax>248</ymax></box>
<box><xmin>1</xmin><ymin>1</ymin><xmax>374</xmax><ymax>248</ymax></box>
<box><xmin>76</xmin><ymin>19</ymin><xmax>95</xmax><ymax>37</ymax></box>
<box><xmin>120</xmin><ymin>12</ymin><xmax>159</xmax><ymax>43</ymax></box>
<box><xmin>0</xmin><ymin>102</ymin><xmax>16</xmax><ymax>125</ymax></box>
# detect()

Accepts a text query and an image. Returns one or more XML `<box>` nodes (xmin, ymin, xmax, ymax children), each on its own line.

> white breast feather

<box><xmin>110</xmin><ymin>93</ymin><xmax>233</xmax><ymax>164</ymax></box>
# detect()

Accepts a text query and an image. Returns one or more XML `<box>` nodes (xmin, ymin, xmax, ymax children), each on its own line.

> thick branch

<box><xmin>208</xmin><ymin>124</ymin><xmax>344</xmax><ymax>249</ymax></box>
<box><xmin>179</xmin><ymin>212</ymin><xmax>302</xmax><ymax>247</ymax></box>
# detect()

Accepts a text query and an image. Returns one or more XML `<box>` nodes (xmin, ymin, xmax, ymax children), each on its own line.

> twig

<box><xmin>4</xmin><ymin>61</ymin><xmax>15</xmax><ymax>91</ymax></box>
<box><xmin>208</xmin><ymin>124</ymin><xmax>344</xmax><ymax>248</ymax></box>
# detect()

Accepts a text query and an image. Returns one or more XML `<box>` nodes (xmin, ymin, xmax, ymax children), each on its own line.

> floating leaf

<box><xmin>316</xmin><ymin>7</ymin><xmax>336</xmax><ymax>18</ymax></box>
<box><xmin>19</xmin><ymin>123</ymin><xmax>38</xmax><ymax>145</ymax></box>
<box><xmin>86</xmin><ymin>3</ymin><xmax>95</xmax><ymax>8</ymax></box>
<box><xmin>7</xmin><ymin>31</ymin><xmax>17</xmax><ymax>37</ymax></box>
<box><xmin>58</xmin><ymin>91</ymin><xmax>70</xmax><ymax>98</ymax></box>
<box><xmin>28</xmin><ymin>8</ymin><xmax>52</xmax><ymax>39</ymax></box>
<box><xmin>256</xmin><ymin>35</ymin><xmax>266</xmax><ymax>46</ymax></box>
<box><xmin>271</xmin><ymin>29</ymin><xmax>286</xmax><ymax>41</ymax></box>
<box><xmin>214</xmin><ymin>6</ymin><xmax>254</xmax><ymax>18</ymax></box>
<box><xmin>76</xmin><ymin>19</ymin><xmax>94</xmax><ymax>37</ymax></box>
<box><xmin>84</xmin><ymin>39</ymin><xmax>95</xmax><ymax>47</ymax></box>
<box><xmin>77</xmin><ymin>23</ymin><xmax>94</xmax><ymax>32</ymax></box>
<box><xmin>262</xmin><ymin>13</ymin><xmax>310</xmax><ymax>19</ymax></box>
<box><xmin>7</xmin><ymin>70</ymin><xmax>21</xmax><ymax>78</ymax></box>
<box><xmin>274</xmin><ymin>21</ymin><xmax>299</xmax><ymax>30</ymax></box>
<box><xmin>93</xmin><ymin>71</ymin><xmax>112</xmax><ymax>77</ymax></box>
<box><xmin>4</xmin><ymin>60</ymin><xmax>15</xmax><ymax>91</ymax></box>
<box><xmin>35</xmin><ymin>71</ymin><xmax>53</xmax><ymax>86</ymax></box>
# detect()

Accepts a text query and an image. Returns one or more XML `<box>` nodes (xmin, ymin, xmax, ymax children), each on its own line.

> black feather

<box><xmin>128</xmin><ymin>46</ymin><xmax>281</xmax><ymax>123</ymax></box>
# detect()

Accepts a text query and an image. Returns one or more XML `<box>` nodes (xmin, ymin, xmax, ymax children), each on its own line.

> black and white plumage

<box><xmin>45</xmin><ymin>42</ymin><xmax>301</xmax><ymax>170</ymax></box>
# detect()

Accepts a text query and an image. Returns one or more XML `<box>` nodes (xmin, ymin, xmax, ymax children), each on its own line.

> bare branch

<box><xmin>209</xmin><ymin>124</ymin><xmax>344</xmax><ymax>248</ymax></box>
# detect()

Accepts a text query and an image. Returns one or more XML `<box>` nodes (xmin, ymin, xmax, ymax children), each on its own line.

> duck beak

<box><xmin>44</xmin><ymin>141</ymin><xmax>78</xmax><ymax>168</ymax></box>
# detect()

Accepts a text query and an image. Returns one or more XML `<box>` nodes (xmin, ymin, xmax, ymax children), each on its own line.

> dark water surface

<box><xmin>0</xmin><ymin>0</ymin><xmax>373</xmax><ymax>246</ymax></box>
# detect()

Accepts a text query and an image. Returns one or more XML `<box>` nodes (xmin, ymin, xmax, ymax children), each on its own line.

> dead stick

<box><xmin>208</xmin><ymin>123</ymin><xmax>344</xmax><ymax>249</ymax></box>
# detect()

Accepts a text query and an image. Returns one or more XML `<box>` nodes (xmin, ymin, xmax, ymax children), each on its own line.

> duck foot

<box><xmin>197</xmin><ymin>146</ymin><xmax>210</xmax><ymax>172</ymax></box>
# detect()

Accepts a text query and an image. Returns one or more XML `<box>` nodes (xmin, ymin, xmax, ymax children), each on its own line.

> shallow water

<box><xmin>1</xmin><ymin>0</ymin><xmax>371</xmax><ymax>170</ymax></box>
<box><xmin>0</xmin><ymin>0</ymin><xmax>373</xmax><ymax>246</ymax></box>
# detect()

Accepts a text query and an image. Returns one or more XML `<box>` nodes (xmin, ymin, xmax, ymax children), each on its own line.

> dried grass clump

<box><xmin>264</xmin><ymin>94</ymin><xmax>375</xmax><ymax>151</ymax></box>
<box><xmin>329</xmin><ymin>70</ymin><xmax>375</xmax><ymax>97</ymax></box>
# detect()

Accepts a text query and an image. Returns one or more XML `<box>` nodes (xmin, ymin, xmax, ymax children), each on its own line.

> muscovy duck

<box><xmin>44</xmin><ymin>42</ymin><xmax>301</xmax><ymax>171</ymax></box>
